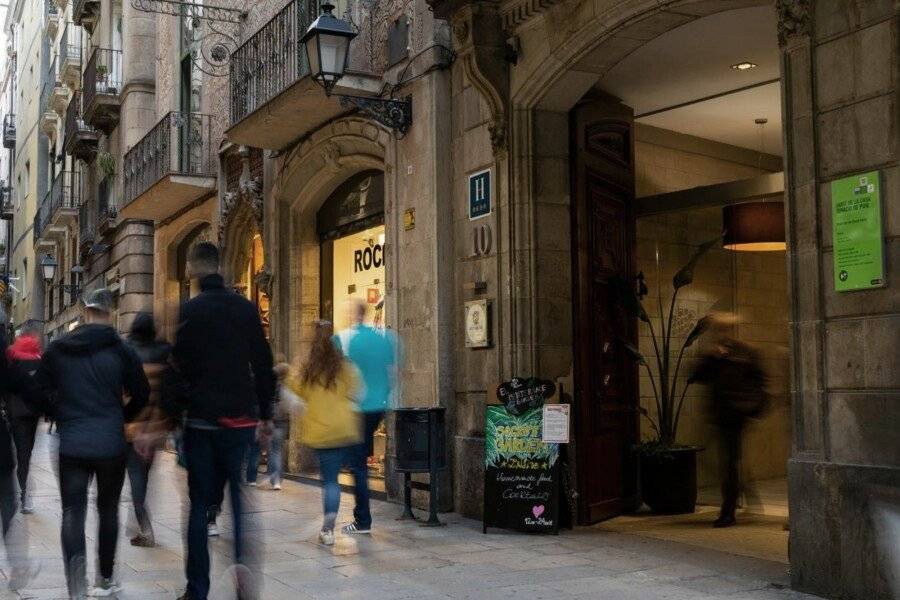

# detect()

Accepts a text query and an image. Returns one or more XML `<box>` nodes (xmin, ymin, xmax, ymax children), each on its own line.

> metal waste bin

<box><xmin>395</xmin><ymin>407</ymin><xmax>447</xmax><ymax>472</ymax></box>
<box><xmin>393</xmin><ymin>407</ymin><xmax>447</xmax><ymax>525</ymax></box>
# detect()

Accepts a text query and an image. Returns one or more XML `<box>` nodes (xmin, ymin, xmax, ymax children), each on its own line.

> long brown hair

<box><xmin>301</xmin><ymin>320</ymin><xmax>343</xmax><ymax>389</ymax></box>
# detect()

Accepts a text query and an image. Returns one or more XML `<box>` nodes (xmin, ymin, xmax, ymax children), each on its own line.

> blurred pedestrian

<box><xmin>34</xmin><ymin>289</ymin><xmax>150</xmax><ymax>597</ymax></box>
<box><xmin>287</xmin><ymin>320</ymin><xmax>360</xmax><ymax>546</ymax></box>
<box><xmin>268</xmin><ymin>362</ymin><xmax>303</xmax><ymax>491</ymax></box>
<box><xmin>4</xmin><ymin>327</ymin><xmax>43</xmax><ymax>514</ymax></box>
<box><xmin>124</xmin><ymin>312</ymin><xmax>172</xmax><ymax>548</ymax></box>
<box><xmin>691</xmin><ymin>315</ymin><xmax>768</xmax><ymax>528</ymax></box>
<box><xmin>0</xmin><ymin>312</ymin><xmax>42</xmax><ymax>592</ymax></box>
<box><xmin>333</xmin><ymin>300</ymin><xmax>398</xmax><ymax>535</ymax></box>
<box><xmin>170</xmin><ymin>243</ymin><xmax>275</xmax><ymax>600</ymax></box>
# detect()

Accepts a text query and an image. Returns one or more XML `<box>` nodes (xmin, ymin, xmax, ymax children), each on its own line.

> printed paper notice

<box><xmin>542</xmin><ymin>404</ymin><xmax>570</xmax><ymax>444</ymax></box>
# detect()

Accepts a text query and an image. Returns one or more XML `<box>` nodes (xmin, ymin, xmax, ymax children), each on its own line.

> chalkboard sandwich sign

<box><xmin>483</xmin><ymin>377</ymin><xmax>561</xmax><ymax>534</ymax></box>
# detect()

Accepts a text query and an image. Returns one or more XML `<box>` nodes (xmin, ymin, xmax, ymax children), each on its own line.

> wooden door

<box><xmin>571</xmin><ymin>97</ymin><xmax>639</xmax><ymax>524</ymax></box>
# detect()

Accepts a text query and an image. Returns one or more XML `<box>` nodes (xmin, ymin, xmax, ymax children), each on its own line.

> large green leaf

<box><xmin>682</xmin><ymin>316</ymin><xmax>710</xmax><ymax>349</ymax></box>
<box><xmin>672</xmin><ymin>235</ymin><xmax>721</xmax><ymax>290</ymax></box>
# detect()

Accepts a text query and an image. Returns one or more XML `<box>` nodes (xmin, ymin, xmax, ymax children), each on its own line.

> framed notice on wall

<box><xmin>468</xmin><ymin>169</ymin><xmax>492</xmax><ymax>220</ymax></box>
<box><xmin>831</xmin><ymin>171</ymin><xmax>885</xmax><ymax>292</ymax></box>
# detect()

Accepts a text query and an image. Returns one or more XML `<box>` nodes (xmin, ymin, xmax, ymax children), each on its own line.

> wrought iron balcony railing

<box><xmin>229</xmin><ymin>0</ymin><xmax>317</xmax><ymax>126</ymax></box>
<box><xmin>78</xmin><ymin>199</ymin><xmax>94</xmax><ymax>250</ymax></box>
<box><xmin>2</xmin><ymin>114</ymin><xmax>15</xmax><ymax>149</ymax></box>
<box><xmin>64</xmin><ymin>92</ymin><xmax>99</xmax><ymax>160</ymax></box>
<box><xmin>83</xmin><ymin>48</ymin><xmax>122</xmax><ymax>133</ymax></box>
<box><xmin>35</xmin><ymin>192</ymin><xmax>52</xmax><ymax>241</ymax></box>
<box><xmin>60</xmin><ymin>23</ymin><xmax>82</xmax><ymax>68</ymax></box>
<box><xmin>46</xmin><ymin>0</ymin><xmax>59</xmax><ymax>15</ymax></box>
<box><xmin>35</xmin><ymin>171</ymin><xmax>81</xmax><ymax>241</ymax></box>
<box><xmin>123</xmin><ymin>111</ymin><xmax>214</xmax><ymax>207</ymax></box>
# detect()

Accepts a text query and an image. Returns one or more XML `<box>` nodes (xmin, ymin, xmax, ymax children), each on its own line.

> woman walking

<box><xmin>287</xmin><ymin>321</ymin><xmax>360</xmax><ymax>546</ymax></box>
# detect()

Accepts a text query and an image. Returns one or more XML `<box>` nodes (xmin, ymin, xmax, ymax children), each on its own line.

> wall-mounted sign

<box><xmin>831</xmin><ymin>171</ymin><xmax>885</xmax><ymax>292</ymax></box>
<box><xmin>472</xmin><ymin>224</ymin><xmax>493</xmax><ymax>257</ymax></box>
<box><xmin>403</xmin><ymin>208</ymin><xmax>415</xmax><ymax>230</ymax></box>
<box><xmin>483</xmin><ymin>405</ymin><xmax>560</xmax><ymax>534</ymax></box>
<box><xmin>497</xmin><ymin>377</ymin><xmax>556</xmax><ymax>416</ymax></box>
<box><xmin>468</xmin><ymin>169</ymin><xmax>491</xmax><ymax>220</ymax></box>
<box><xmin>464</xmin><ymin>299</ymin><xmax>491</xmax><ymax>348</ymax></box>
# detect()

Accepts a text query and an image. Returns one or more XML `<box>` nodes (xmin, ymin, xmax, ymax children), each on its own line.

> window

<box><xmin>387</xmin><ymin>17</ymin><xmax>409</xmax><ymax>67</ymax></box>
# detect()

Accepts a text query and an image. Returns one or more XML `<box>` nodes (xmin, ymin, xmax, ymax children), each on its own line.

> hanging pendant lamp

<box><xmin>723</xmin><ymin>201</ymin><xmax>786</xmax><ymax>251</ymax></box>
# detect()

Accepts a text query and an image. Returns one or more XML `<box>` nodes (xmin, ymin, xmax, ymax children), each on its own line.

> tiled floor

<box><xmin>0</xmin><ymin>430</ymin><xmax>819</xmax><ymax>600</ymax></box>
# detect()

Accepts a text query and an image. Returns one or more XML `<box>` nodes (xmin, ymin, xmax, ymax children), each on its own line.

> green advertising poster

<box><xmin>831</xmin><ymin>171</ymin><xmax>885</xmax><ymax>292</ymax></box>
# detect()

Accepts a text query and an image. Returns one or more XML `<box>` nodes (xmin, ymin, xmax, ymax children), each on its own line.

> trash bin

<box><xmin>394</xmin><ymin>407</ymin><xmax>447</xmax><ymax>473</ymax></box>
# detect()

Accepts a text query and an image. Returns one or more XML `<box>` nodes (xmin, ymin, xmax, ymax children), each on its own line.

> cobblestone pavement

<box><xmin>0</xmin><ymin>430</ymin><xmax>821</xmax><ymax>600</ymax></box>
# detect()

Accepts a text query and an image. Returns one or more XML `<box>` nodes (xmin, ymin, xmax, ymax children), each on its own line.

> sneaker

<box><xmin>271</xmin><ymin>482</ymin><xmax>282</xmax><ymax>491</ymax></box>
<box><xmin>131</xmin><ymin>533</ymin><xmax>156</xmax><ymax>547</ymax></box>
<box><xmin>246</xmin><ymin>481</ymin><xmax>257</xmax><ymax>487</ymax></box>
<box><xmin>176</xmin><ymin>593</ymin><xmax>196</xmax><ymax>600</ymax></box>
<box><xmin>341</xmin><ymin>522</ymin><xmax>371</xmax><ymax>535</ymax></box>
<box><xmin>207</xmin><ymin>523</ymin><xmax>219</xmax><ymax>537</ymax></box>
<box><xmin>318</xmin><ymin>529</ymin><xmax>335</xmax><ymax>546</ymax></box>
<box><xmin>8</xmin><ymin>561</ymin><xmax>41</xmax><ymax>591</ymax></box>
<box><xmin>713</xmin><ymin>515</ymin><xmax>737</xmax><ymax>528</ymax></box>
<box><xmin>90</xmin><ymin>575</ymin><xmax>122</xmax><ymax>597</ymax></box>
<box><xmin>20</xmin><ymin>494</ymin><xmax>34</xmax><ymax>514</ymax></box>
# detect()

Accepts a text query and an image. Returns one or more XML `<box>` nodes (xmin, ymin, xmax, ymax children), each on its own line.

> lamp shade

<box><xmin>723</xmin><ymin>201</ymin><xmax>786</xmax><ymax>251</ymax></box>
<box><xmin>302</xmin><ymin>3</ymin><xmax>357</xmax><ymax>95</ymax></box>
<box><xmin>40</xmin><ymin>254</ymin><xmax>57</xmax><ymax>282</ymax></box>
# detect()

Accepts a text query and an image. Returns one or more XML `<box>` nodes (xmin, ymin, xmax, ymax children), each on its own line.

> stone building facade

<box><xmin>23</xmin><ymin>1</ymin><xmax>897</xmax><ymax>598</ymax></box>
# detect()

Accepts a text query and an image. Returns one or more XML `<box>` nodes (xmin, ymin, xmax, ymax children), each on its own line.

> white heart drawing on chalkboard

<box><xmin>532</xmin><ymin>505</ymin><xmax>545</xmax><ymax>518</ymax></box>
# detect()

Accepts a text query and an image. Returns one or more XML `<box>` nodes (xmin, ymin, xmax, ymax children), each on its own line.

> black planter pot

<box><xmin>640</xmin><ymin>446</ymin><xmax>701</xmax><ymax>515</ymax></box>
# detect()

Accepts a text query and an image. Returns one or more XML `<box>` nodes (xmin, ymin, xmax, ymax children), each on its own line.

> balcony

<box><xmin>39</xmin><ymin>82</ymin><xmax>59</xmax><ymax>142</ymax></box>
<box><xmin>227</xmin><ymin>0</ymin><xmax>381</xmax><ymax>150</ymax></box>
<box><xmin>64</xmin><ymin>92</ymin><xmax>100</xmax><ymax>161</ymax></box>
<box><xmin>60</xmin><ymin>24</ymin><xmax>82</xmax><ymax>89</ymax></box>
<box><xmin>121</xmin><ymin>112</ymin><xmax>216</xmax><ymax>221</ymax></box>
<box><xmin>45</xmin><ymin>0</ymin><xmax>60</xmax><ymax>38</ymax></box>
<box><xmin>51</xmin><ymin>82</ymin><xmax>69</xmax><ymax>116</ymax></box>
<box><xmin>2</xmin><ymin>114</ymin><xmax>15</xmax><ymax>149</ymax></box>
<box><xmin>83</xmin><ymin>48</ymin><xmax>122</xmax><ymax>134</ymax></box>
<box><xmin>73</xmin><ymin>0</ymin><xmax>99</xmax><ymax>34</ymax></box>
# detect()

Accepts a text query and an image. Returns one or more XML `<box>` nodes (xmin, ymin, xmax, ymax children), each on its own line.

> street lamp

<box><xmin>40</xmin><ymin>253</ymin><xmax>83</xmax><ymax>297</ymax></box>
<box><xmin>40</xmin><ymin>254</ymin><xmax>57</xmax><ymax>283</ymax></box>
<box><xmin>302</xmin><ymin>2</ymin><xmax>413</xmax><ymax>135</ymax></box>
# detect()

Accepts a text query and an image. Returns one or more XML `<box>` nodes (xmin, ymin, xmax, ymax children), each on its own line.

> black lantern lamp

<box><xmin>301</xmin><ymin>2</ymin><xmax>357</xmax><ymax>96</ymax></box>
<box><xmin>303</xmin><ymin>2</ymin><xmax>413</xmax><ymax>135</ymax></box>
<box><xmin>40</xmin><ymin>254</ymin><xmax>58</xmax><ymax>283</ymax></box>
<box><xmin>40</xmin><ymin>253</ymin><xmax>83</xmax><ymax>297</ymax></box>
<box><xmin>722</xmin><ymin>201</ymin><xmax>786</xmax><ymax>251</ymax></box>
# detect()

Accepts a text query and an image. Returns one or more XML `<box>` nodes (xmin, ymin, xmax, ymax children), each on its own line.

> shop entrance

<box><xmin>561</xmin><ymin>4</ymin><xmax>790</xmax><ymax>560</ymax></box>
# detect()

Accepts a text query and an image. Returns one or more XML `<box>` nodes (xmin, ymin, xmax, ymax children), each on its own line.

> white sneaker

<box><xmin>246</xmin><ymin>481</ymin><xmax>257</xmax><ymax>487</ymax></box>
<box><xmin>20</xmin><ymin>495</ymin><xmax>34</xmax><ymax>514</ymax></box>
<box><xmin>318</xmin><ymin>529</ymin><xmax>335</xmax><ymax>546</ymax></box>
<box><xmin>271</xmin><ymin>482</ymin><xmax>282</xmax><ymax>491</ymax></box>
<box><xmin>207</xmin><ymin>523</ymin><xmax>219</xmax><ymax>537</ymax></box>
<box><xmin>90</xmin><ymin>575</ymin><xmax>122</xmax><ymax>597</ymax></box>
<box><xmin>341</xmin><ymin>522</ymin><xmax>371</xmax><ymax>535</ymax></box>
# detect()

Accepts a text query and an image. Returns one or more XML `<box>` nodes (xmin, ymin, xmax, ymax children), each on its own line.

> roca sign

<box><xmin>354</xmin><ymin>244</ymin><xmax>384</xmax><ymax>273</ymax></box>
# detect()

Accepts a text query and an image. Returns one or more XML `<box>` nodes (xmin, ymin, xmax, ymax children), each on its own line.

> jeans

<box><xmin>11</xmin><ymin>417</ymin><xmax>38</xmax><ymax>500</ymax></box>
<box><xmin>718</xmin><ymin>423</ymin><xmax>744</xmax><ymax>519</ymax></box>
<box><xmin>347</xmin><ymin>411</ymin><xmax>383</xmax><ymax>529</ymax></box>
<box><xmin>245</xmin><ymin>438</ymin><xmax>260</xmax><ymax>484</ymax></box>
<box><xmin>267</xmin><ymin>424</ymin><xmax>286</xmax><ymax>485</ymax></box>
<box><xmin>316</xmin><ymin>448</ymin><xmax>346</xmax><ymax>531</ymax></box>
<box><xmin>58</xmin><ymin>453</ymin><xmax>127</xmax><ymax>596</ymax></box>
<box><xmin>185</xmin><ymin>426</ymin><xmax>254</xmax><ymax>600</ymax></box>
<box><xmin>127</xmin><ymin>445</ymin><xmax>153</xmax><ymax>536</ymax></box>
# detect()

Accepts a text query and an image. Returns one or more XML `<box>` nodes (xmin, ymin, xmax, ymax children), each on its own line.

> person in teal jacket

<box><xmin>333</xmin><ymin>300</ymin><xmax>399</xmax><ymax>534</ymax></box>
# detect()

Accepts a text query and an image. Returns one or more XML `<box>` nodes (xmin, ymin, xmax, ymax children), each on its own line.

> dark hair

<box><xmin>128</xmin><ymin>312</ymin><xmax>157</xmax><ymax>343</ymax></box>
<box><xmin>189</xmin><ymin>242</ymin><xmax>220</xmax><ymax>275</ymax></box>
<box><xmin>301</xmin><ymin>321</ymin><xmax>343</xmax><ymax>390</ymax></box>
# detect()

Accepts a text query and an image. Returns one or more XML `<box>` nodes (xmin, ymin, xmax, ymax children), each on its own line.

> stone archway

<box><xmin>267</xmin><ymin>116</ymin><xmax>393</xmax><ymax>362</ymax></box>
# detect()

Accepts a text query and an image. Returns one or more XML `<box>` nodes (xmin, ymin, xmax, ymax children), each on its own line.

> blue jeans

<box><xmin>245</xmin><ymin>438</ymin><xmax>260</xmax><ymax>484</ymax></box>
<box><xmin>348</xmin><ymin>411</ymin><xmax>383</xmax><ymax>529</ymax></box>
<box><xmin>268</xmin><ymin>425</ymin><xmax>286</xmax><ymax>485</ymax></box>
<box><xmin>184</xmin><ymin>426</ymin><xmax>254</xmax><ymax>600</ymax></box>
<box><xmin>316</xmin><ymin>448</ymin><xmax>344</xmax><ymax>531</ymax></box>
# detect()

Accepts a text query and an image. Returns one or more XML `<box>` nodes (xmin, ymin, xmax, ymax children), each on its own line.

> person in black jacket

<box><xmin>0</xmin><ymin>314</ymin><xmax>42</xmax><ymax>592</ymax></box>
<box><xmin>124</xmin><ymin>312</ymin><xmax>172</xmax><ymax>548</ymax></box>
<box><xmin>4</xmin><ymin>328</ymin><xmax>43</xmax><ymax>514</ymax></box>
<box><xmin>171</xmin><ymin>243</ymin><xmax>274</xmax><ymax>600</ymax></box>
<box><xmin>34</xmin><ymin>289</ymin><xmax>150</xmax><ymax>599</ymax></box>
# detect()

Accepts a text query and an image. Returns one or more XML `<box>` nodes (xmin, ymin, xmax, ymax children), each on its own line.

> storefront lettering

<box><xmin>354</xmin><ymin>244</ymin><xmax>384</xmax><ymax>273</ymax></box>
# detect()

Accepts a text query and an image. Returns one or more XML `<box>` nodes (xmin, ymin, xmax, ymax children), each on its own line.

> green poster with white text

<box><xmin>831</xmin><ymin>171</ymin><xmax>885</xmax><ymax>292</ymax></box>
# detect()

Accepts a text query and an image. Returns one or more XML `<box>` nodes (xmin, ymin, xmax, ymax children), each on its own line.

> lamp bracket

<box><xmin>338</xmin><ymin>95</ymin><xmax>412</xmax><ymax>137</ymax></box>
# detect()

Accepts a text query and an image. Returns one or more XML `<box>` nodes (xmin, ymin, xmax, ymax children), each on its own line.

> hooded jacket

<box><xmin>5</xmin><ymin>334</ymin><xmax>42</xmax><ymax>420</ymax></box>
<box><xmin>0</xmin><ymin>337</ymin><xmax>41</xmax><ymax>469</ymax></box>
<box><xmin>35</xmin><ymin>323</ymin><xmax>150</xmax><ymax>459</ymax></box>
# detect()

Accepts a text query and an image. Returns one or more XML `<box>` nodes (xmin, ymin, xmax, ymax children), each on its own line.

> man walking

<box><xmin>4</xmin><ymin>327</ymin><xmax>43</xmax><ymax>514</ymax></box>
<box><xmin>171</xmin><ymin>243</ymin><xmax>275</xmax><ymax>600</ymax></box>
<box><xmin>35</xmin><ymin>289</ymin><xmax>150</xmax><ymax>597</ymax></box>
<box><xmin>334</xmin><ymin>300</ymin><xmax>398</xmax><ymax>535</ymax></box>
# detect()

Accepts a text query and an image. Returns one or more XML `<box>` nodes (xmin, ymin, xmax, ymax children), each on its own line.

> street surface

<box><xmin>0</xmin><ymin>429</ymin><xmax>820</xmax><ymax>600</ymax></box>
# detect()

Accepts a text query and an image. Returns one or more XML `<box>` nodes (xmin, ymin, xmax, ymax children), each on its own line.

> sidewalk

<box><xmin>0</xmin><ymin>429</ymin><xmax>820</xmax><ymax>600</ymax></box>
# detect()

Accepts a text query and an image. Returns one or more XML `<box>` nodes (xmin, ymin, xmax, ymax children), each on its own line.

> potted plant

<box><xmin>613</xmin><ymin>236</ymin><xmax>720</xmax><ymax>514</ymax></box>
<box><xmin>95</xmin><ymin>64</ymin><xmax>109</xmax><ymax>93</ymax></box>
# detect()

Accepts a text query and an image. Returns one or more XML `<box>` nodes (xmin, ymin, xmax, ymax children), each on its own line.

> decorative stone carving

<box><xmin>218</xmin><ymin>146</ymin><xmax>264</xmax><ymax>245</ymax></box>
<box><xmin>450</xmin><ymin>2</ymin><xmax>510</xmax><ymax>157</ymax></box>
<box><xmin>498</xmin><ymin>0</ymin><xmax>563</xmax><ymax>30</ymax></box>
<box><xmin>776</xmin><ymin>0</ymin><xmax>811</xmax><ymax>47</ymax></box>
<box><xmin>320</xmin><ymin>141</ymin><xmax>344</xmax><ymax>174</ymax></box>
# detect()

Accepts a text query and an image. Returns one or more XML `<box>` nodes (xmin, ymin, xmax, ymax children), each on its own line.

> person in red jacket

<box><xmin>5</xmin><ymin>330</ymin><xmax>42</xmax><ymax>514</ymax></box>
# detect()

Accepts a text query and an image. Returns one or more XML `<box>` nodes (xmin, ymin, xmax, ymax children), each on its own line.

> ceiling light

<box><xmin>723</xmin><ymin>201</ymin><xmax>786</xmax><ymax>252</ymax></box>
<box><xmin>730</xmin><ymin>62</ymin><xmax>757</xmax><ymax>71</ymax></box>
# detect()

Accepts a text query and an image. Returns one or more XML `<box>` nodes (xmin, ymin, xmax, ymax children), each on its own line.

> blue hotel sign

<box><xmin>469</xmin><ymin>169</ymin><xmax>491</xmax><ymax>220</ymax></box>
